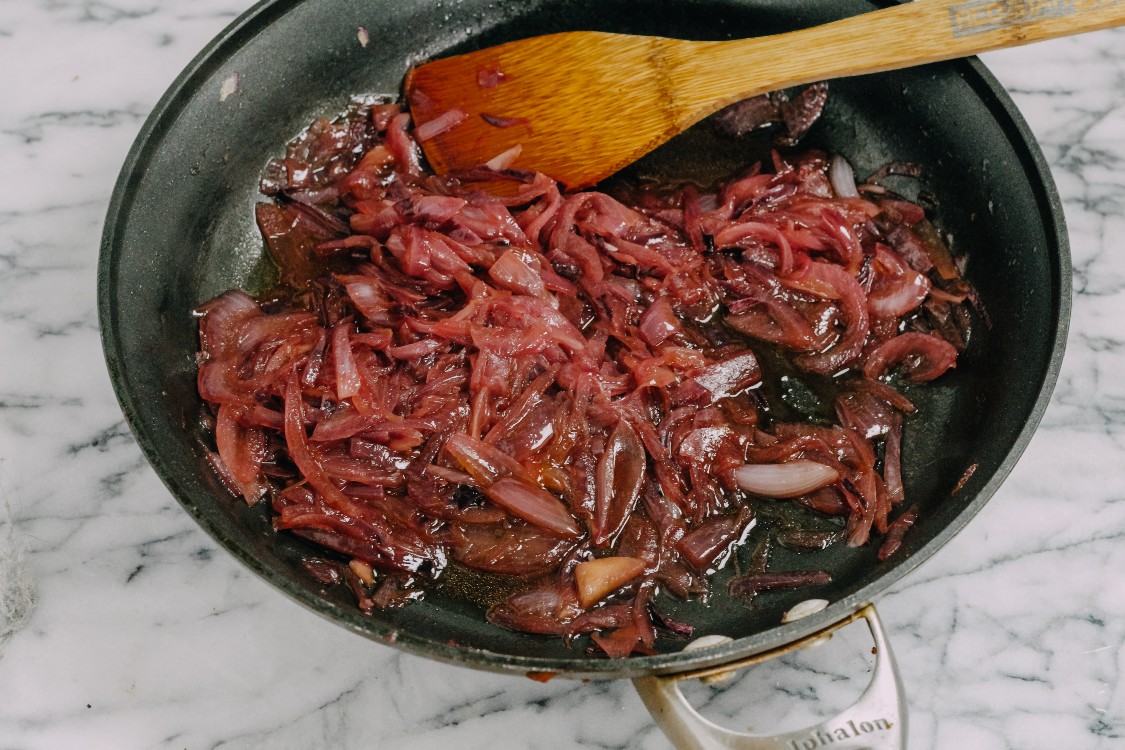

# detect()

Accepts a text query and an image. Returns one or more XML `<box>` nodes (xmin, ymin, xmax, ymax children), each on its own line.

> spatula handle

<box><xmin>674</xmin><ymin>0</ymin><xmax>1125</xmax><ymax>118</ymax></box>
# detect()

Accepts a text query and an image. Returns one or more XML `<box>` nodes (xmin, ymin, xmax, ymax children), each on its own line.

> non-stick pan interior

<box><xmin>100</xmin><ymin>0</ymin><xmax>1067</xmax><ymax>677</ymax></box>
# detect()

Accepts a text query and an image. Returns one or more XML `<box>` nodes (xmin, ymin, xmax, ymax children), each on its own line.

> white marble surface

<box><xmin>1</xmin><ymin>1</ymin><xmax>1124</xmax><ymax>748</ymax></box>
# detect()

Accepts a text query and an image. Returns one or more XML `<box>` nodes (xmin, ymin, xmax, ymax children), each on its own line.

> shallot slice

<box><xmin>733</xmin><ymin>460</ymin><xmax>839</xmax><ymax>498</ymax></box>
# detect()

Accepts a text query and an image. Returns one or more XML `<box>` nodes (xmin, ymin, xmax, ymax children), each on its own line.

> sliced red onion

<box><xmin>444</xmin><ymin>433</ymin><xmax>527</xmax><ymax>487</ymax></box>
<box><xmin>676</xmin><ymin>508</ymin><xmax>753</xmax><ymax>571</ymax></box>
<box><xmin>829</xmin><ymin>154</ymin><xmax>860</xmax><ymax>199</ymax></box>
<box><xmin>214</xmin><ymin>405</ymin><xmax>267</xmax><ymax>504</ymax></box>
<box><xmin>332</xmin><ymin>323</ymin><xmax>362</xmax><ymax>399</ymax></box>
<box><xmin>485</xmin><ymin>144</ymin><xmax>523</xmax><ymax>171</ymax></box>
<box><xmin>869</xmin><ymin>246</ymin><xmax>932</xmax><ymax>318</ymax></box>
<box><xmin>792</xmin><ymin>262</ymin><xmax>870</xmax><ymax>375</ymax></box>
<box><xmin>450</xmin><ymin>523</ymin><xmax>573</xmax><ymax>575</ymax></box>
<box><xmin>638</xmin><ymin>297</ymin><xmax>681</xmax><ymax>346</ymax></box>
<box><xmin>481</xmin><ymin>113</ymin><xmax>530</xmax><ymax>129</ymax></box>
<box><xmin>691</xmin><ymin>351</ymin><xmax>762</xmax><ymax>400</ymax></box>
<box><xmin>877</xmin><ymin>508</ymin><xmax>918</xmax><ymax>561</ymax></box>
<box><xmin>729</xmin><ymin>570</ymin><xmax>831</xmax><ymax>596</ymax></box>
<box><xmin>574</xmin><ymin>556</ymin><xmax>645</xmax><ymax>608</ymax></box>
<box><xmin>593</xmin><ymin>420</ymin><xmax>646</xmax><ymax>546</ymax></box>
<box><xmin>863</xmin><ymin>332</ymin><xmax>958</xmax><ymax>382</ymax></box>
<box><xmin>199</xmin><ymin>98</ymin><xmax>980</xmax><ymax>643</ymax></box>
<box><xmin>386</xmin><ymin>338</ymin><xmax>443</xmax><ymax>360</ymax></box>
<box><xmin>487</xmin><ymin>585</ymin><xmax>581</xmax><ymax>635</ymax></box>
<box><xmin>385</xmin><ymin>112</ymin><xmax>420</xmax><ymax>174</ymax></box>
<box><xmin>488</xmin><ymin>249</ymin><xmax>544</xmax><ymax>296</ymax></box>
<box><xmin>415</xmin><ymin>108</ymin><xmax>467</xmax><ymax>142</ymax></box>
<box><xmin>484</xmin><ymin>477</ymin><xmax>580</xmax><ymax>538</ymax></box>
<box><xmin>733</xmin><ymin>460</ymin><xmax>839</xmax><ymax>498</ymax></box>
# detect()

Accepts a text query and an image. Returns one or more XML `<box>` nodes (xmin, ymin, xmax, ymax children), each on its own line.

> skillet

<box><xmin>98</xmin><ymin>0</ymin><xmax>1069</xmax><ymax>743</ymax></box>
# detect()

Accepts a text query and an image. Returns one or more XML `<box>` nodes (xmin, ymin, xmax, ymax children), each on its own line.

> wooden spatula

<box><xmin>406</xmin><ymin>0</ymin><xmax>1124</xmax><ymax>189</ymax></box>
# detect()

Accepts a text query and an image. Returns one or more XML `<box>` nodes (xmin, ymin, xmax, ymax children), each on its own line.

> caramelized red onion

<box><xmin>196</xmin><ymin>98</ymin><xmax>978</xmax><ymax>657</ymax></box>
<box><xmin>484</xmin><ymin>477</ymin><xmax>582</xmax><ymax>538</ymax></box>
<box><xmin>864</xmin><ymin>332</ymin><xmax>959</xmax><ymax>382</ymax></box>
<box><xmin>728</xmin><ymin>570</ymin><xmax>832</xmax><ymax>597</ymax></box>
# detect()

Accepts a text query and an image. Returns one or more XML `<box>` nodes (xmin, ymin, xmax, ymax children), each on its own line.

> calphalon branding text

<box><xmin>786</xmin><ymin>718</ymin><xmax>894</xmax><ymax>750</ymax></box>
<box><xmin>948</xmin><ymin>0</ymin><xmax>1115</xmax><ymax>37</ymax></box>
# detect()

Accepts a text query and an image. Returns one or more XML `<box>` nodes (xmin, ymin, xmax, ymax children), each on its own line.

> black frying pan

<box><xmin>98</xmin><ymin>0</ymin><xmax>1068</xmax><ymax>735</ymax></box>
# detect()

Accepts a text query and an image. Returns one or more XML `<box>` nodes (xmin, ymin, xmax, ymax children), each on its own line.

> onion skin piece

<box><xmin>779</xmin><ymin>82</ymin><xmax>829</xmax><ymax>144</ymax></box>
<box><xmin>591</xmin><ymin>624</ymin><xmax>646</xmax><ymax>659</ymax></box>
<box><xmin>883</xmin><ymin>416</ymin><xmax>905</xmax><ymax>506</ymax></box>
<box><xmin>485</xmin><ymin>144</ymin><xmax>524</xmax><ymax>171</ymax></box>
<box><xmin>733</xmin><ymin>460</ymin><xmax>839</xmax><ymax>498</ymax></box>
<box><xmin>574</xmin><ymin>556</ymin><xmax>646</xmax><ymax>609</ymax></box>
<box><xmin>255</xmin><ymin>203</ymin><xmax>337</xmax><ymax>287</ymax></box>
<box><xmin>712</xmin><ymin>94</ymin><xmax>781</xmax><ymax>137</ymax></box>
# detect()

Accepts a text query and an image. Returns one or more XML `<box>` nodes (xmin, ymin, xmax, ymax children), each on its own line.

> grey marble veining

<box><xmin>1</xmin><ymin>2</ymin><xmax>1124</xmax><ymax>748</ymax></box>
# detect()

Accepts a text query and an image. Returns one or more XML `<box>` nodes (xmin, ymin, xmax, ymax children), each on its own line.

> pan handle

<box><xmin>632</xmin><ymin>605</ymin><xmax>906</xmax><ymax>750</ymax></box>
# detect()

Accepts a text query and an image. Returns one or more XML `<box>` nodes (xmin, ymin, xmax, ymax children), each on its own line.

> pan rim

<box><xmin>98</xmin><ymin>0</ymin><xmax>1071</xmax><ymax>678</ymax></box>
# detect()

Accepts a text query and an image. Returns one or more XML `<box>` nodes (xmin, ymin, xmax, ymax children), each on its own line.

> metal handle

<box><xmin>633</xmin><ymin>605</ymin><xmax>906</xmax><ymax>750</ymax></box>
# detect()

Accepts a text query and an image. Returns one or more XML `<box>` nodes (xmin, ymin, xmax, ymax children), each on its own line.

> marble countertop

<box><xmin>1</xmin><ymin>1</ymin><xmax>1124</xmax><ymax>748</ymax></box>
